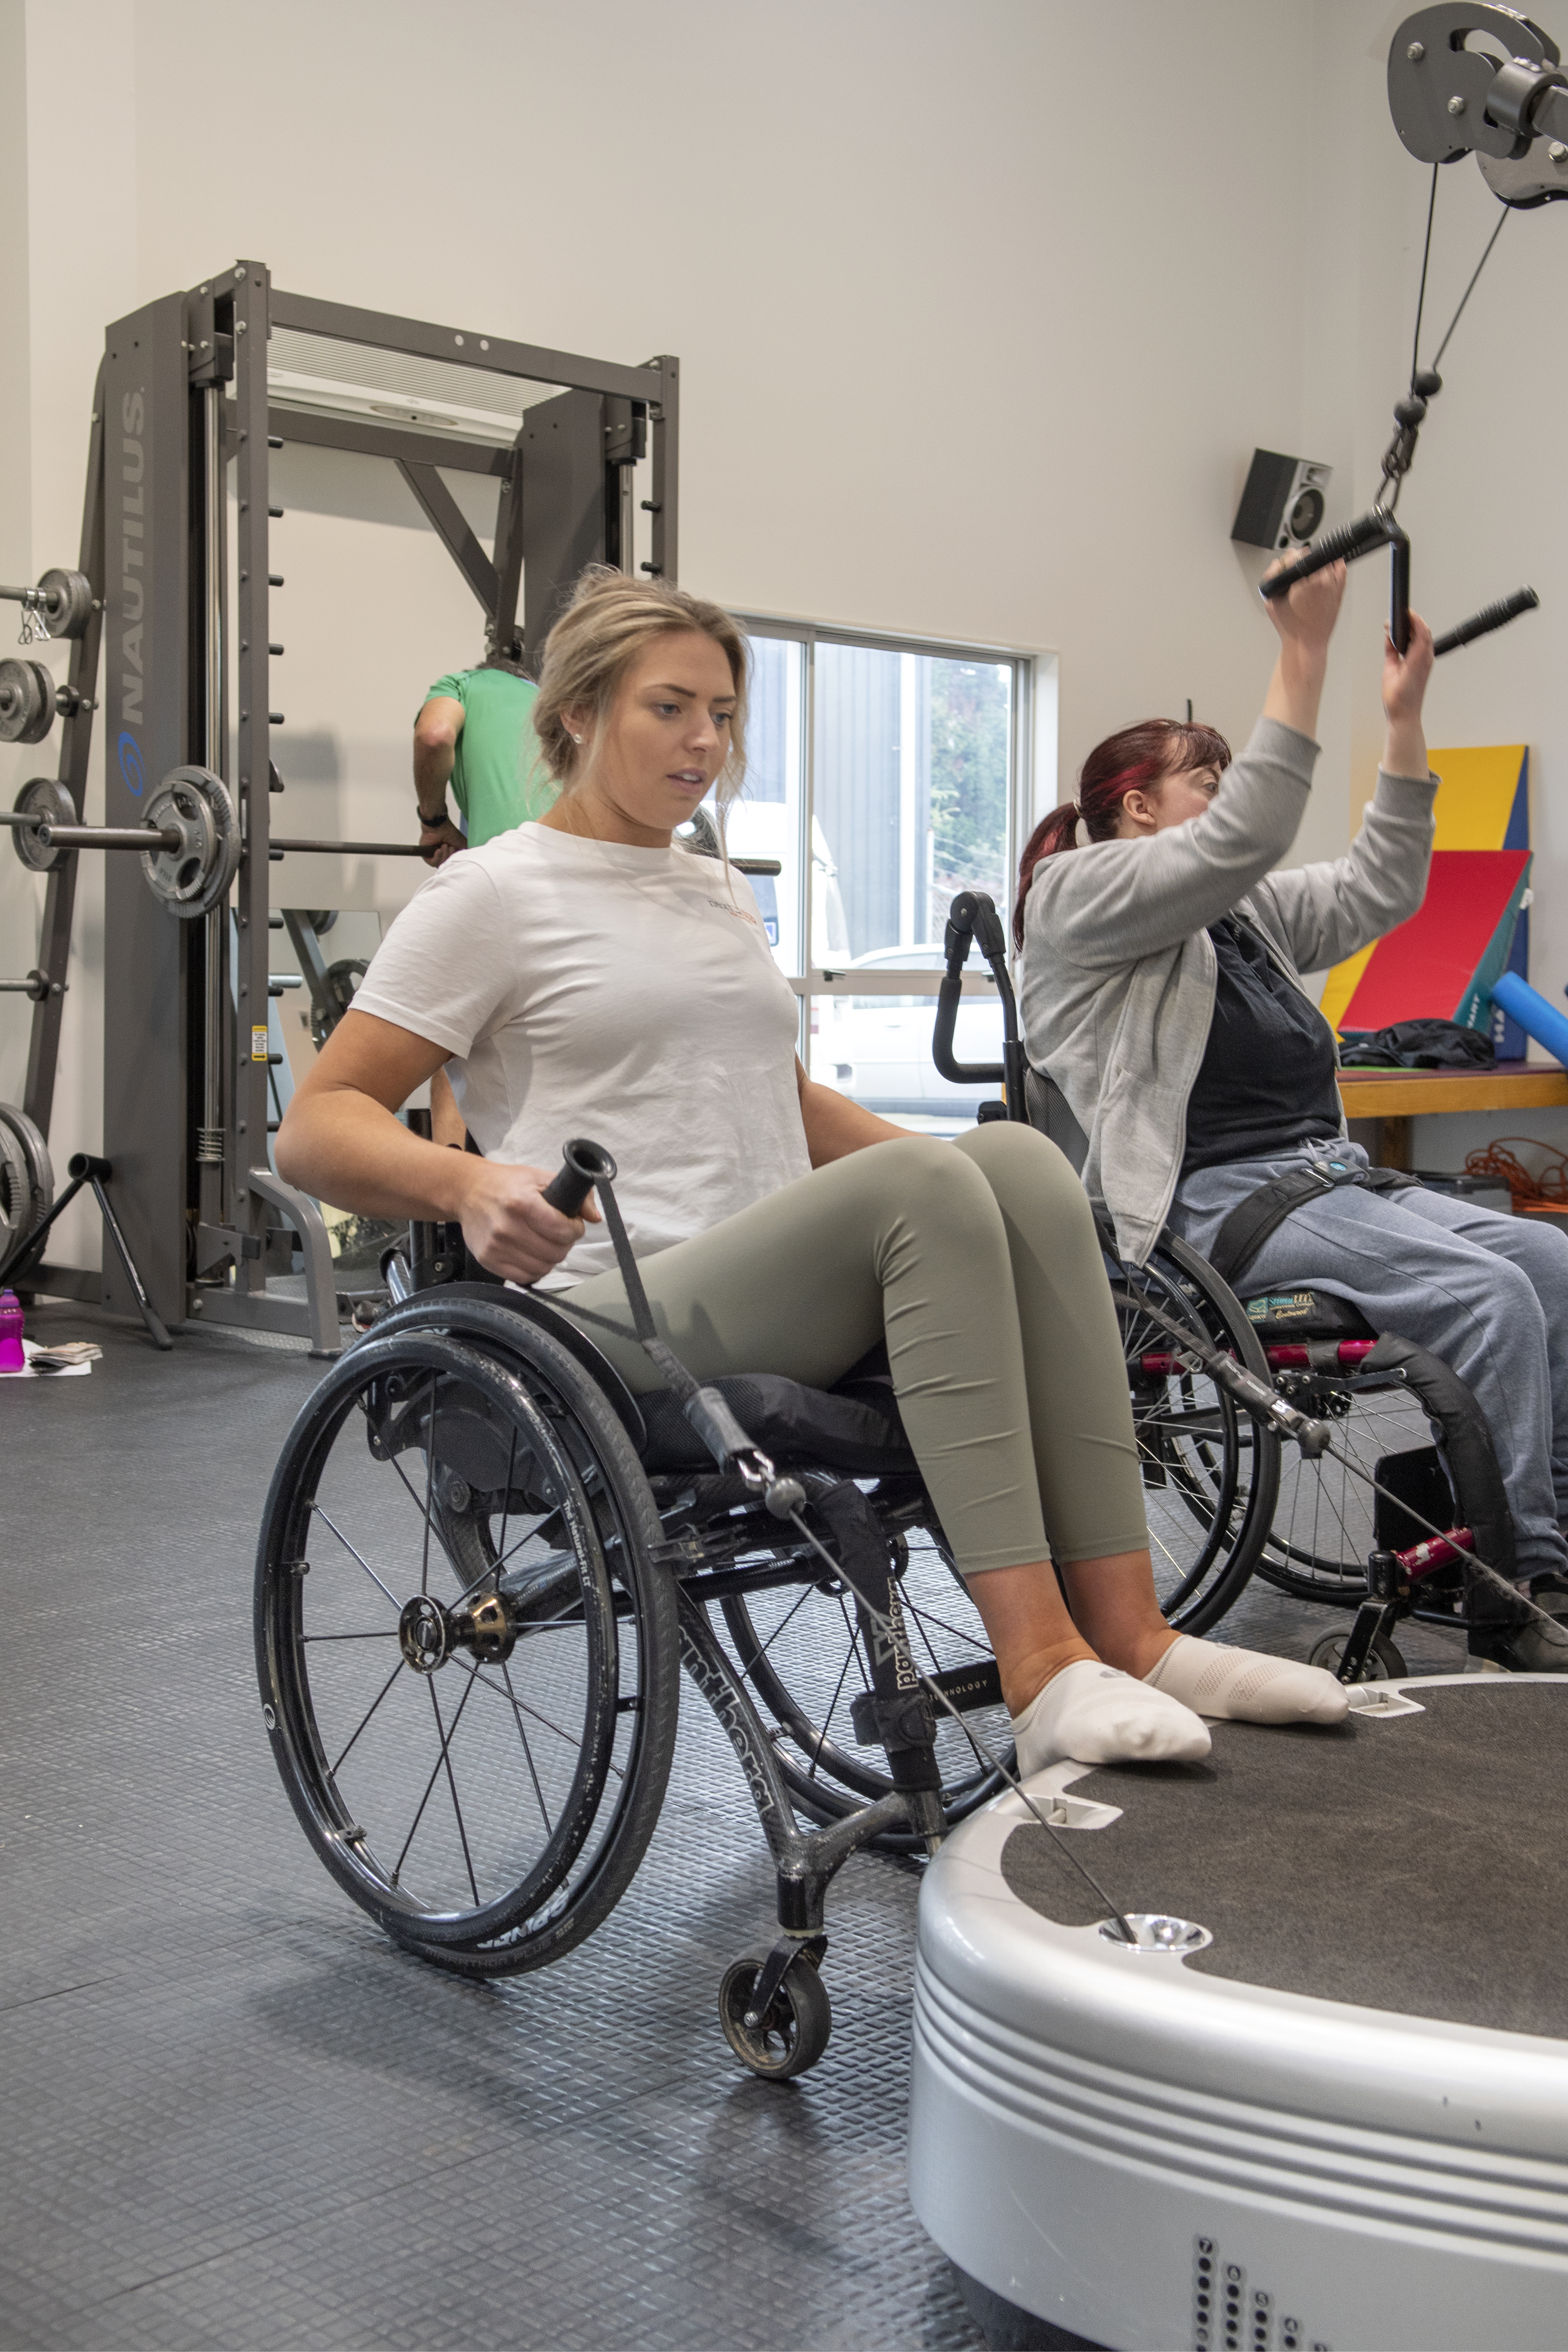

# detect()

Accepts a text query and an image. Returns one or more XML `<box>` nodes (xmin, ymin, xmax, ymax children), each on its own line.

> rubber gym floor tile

<box><xmin>2</xmin><ymin>1304</ymin><xmax>984</xmax><ymax>2351</ymax></box>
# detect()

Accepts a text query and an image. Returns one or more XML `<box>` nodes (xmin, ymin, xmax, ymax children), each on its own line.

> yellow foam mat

<box><xmin>1427</xmin><ymin>744</ymin><xmax>1526</xmax><ymax>849</ymax></box>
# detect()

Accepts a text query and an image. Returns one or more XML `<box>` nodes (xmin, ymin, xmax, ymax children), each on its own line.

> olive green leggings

<box><xmin>553</xmin><ymin>1123</ymin><xmax>1147</xmax><ymax>1580</ymax></box>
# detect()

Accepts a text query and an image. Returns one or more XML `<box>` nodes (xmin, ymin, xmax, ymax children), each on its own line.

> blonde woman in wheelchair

<box><xmin>277</xmin><ymin>569</ymin><xmax>1347</xmax><ymax>1781</ymax></box>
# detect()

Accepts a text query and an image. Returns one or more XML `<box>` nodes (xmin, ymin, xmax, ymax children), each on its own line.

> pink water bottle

<box><xmin>0</xmin><ymin>1289</ymin><xmax>23</xmax><ymax>1371</ymax></box>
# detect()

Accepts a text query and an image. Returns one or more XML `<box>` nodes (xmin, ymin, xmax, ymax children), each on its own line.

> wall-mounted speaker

<box><xmin>1231</xmin><ymin>450</ymin><xmax>1332</xmax><ymax>551</ymax></box>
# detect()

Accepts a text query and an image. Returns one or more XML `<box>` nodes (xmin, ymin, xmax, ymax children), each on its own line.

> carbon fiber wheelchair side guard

<box><xmin>255</xmin><ymin>1270</ymin><xmax>1014</xmax><ymax>2079</ymax></box>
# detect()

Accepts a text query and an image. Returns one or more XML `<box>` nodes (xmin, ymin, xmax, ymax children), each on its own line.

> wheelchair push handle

<box><xmin>944</xmin><ymin>889</ymin><xmax>1007</xmax><ymax>975</ymax></box>
<box><xmin>934</xmin><ymin>889</ymin><xmax>1028</xmax><ymax>1122</ymax></box>
<box><xmin>543</xmin><ymin>1137</ymin><xmax>618</xmax><ymax>1218</ymax></box>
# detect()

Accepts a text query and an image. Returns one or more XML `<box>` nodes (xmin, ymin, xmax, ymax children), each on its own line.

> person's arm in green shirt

<box><xmin>414</xmin><ymin>695</ymin><xmax>466</xmax><ymax>866</ymax></box>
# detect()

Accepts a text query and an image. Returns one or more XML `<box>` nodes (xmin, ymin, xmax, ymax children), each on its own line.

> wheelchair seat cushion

<box><xmin>638</xmin><ymin>1369</ymin><xmax>915</xmax><ymax>1476</ymax></box>
<box><xmin>1241</xmin><ymin>1286</ymin><xmax>1377</xmax><ymax>1344</ymax></box>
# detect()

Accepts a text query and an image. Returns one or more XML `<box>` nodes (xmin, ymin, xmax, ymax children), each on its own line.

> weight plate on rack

<box><xmin>310</xmin><ymin>956</ymin><xmax>369</xmax><ymax>1048</ymax></box>
<box><xmin>0</xmin><ymin>1100</ymin><xmax>54</xmax><ymax>1278</ymax></box>
<box><xmin>0</xmin><ymin>658</ymin><xmax>56</xmax><ymax>745</ymax></box>
<box><xmin>141</xmin><ymin>765</ymin><xmax>240</xmax><ymax>918</ymax></box>
<box><xmin>35</xmin><ymin>569</ymin><xmax>93</xmax><ymax>641</ymax></box>
<box><xmin>9</xmin><ymin>776</ymin><xmax>77</xmax><ymax>874</ymax></box>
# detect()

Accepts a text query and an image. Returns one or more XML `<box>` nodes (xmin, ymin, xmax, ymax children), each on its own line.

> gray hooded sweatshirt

<box><xmin>1018</xmin><ymin>715</ymin><xmax>1438</xmax><ymax>1266</ymax></box>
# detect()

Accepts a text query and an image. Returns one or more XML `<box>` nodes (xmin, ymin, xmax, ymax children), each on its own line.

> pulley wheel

<box><xmin>9</xmin><ymin>776</ymin><xmax>77</xmax><ymax>874</ymax></box>
<box><xmin>0</xmin><ymin>658</ymin><xmax>56</xmax><ymax>746</ymax></box>
<box><xmin>310</xmin><ymin>956</ymin><xmax>369</xmax><ymax>1048</ymax></box>
<box><xmin>0</xmin><ymin>1101</ymin><xmax>54</xmax><ymax>1277</ymax></box>
<box><xmin>35</xmin><ymin>569</ymin><xmax>93</xmax><ymax>641</ymax></box>
<box><xmin>140</xmin><ymin>764</ymin><xmax>240</xmax><ymax>919</ymax></box>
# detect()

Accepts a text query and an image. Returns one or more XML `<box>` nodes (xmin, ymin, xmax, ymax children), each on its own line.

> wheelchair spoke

<box><xmin>354</xmin><ymin>1392</ymin><xmax>470</xmax><ymax>1590</ymax></box>
<box><xmin>312</xmin><ymin>1506</ymin><xmax>403</xmax><ymax>1611</ymax></box>
<box><xmin>901</xmin><ymin>1603</ymin><xmax>990</xmax><ymax>1656</ymax></box>
<box><xmin>462</xmin><ymin>1660</ymin><xmax>624</xmax><ymax>1781</ymax></box>
<box><xmin>493</xmin><ymin>1517</ymin><xmax>564</xmax><ymax>1579</ymax></box>
<box><xmin>329</xmin><ymin>1656</ymin><xmax>408</xmax><ymax>1777</ymax></box>
<box><xmin>392</xmin><ymin>1658</ymin><xmax>481</xmax><ymax>1887</ymax></box>
<box><xmin>421</xmin><ymin>1375</ymin><xmax>438</xmax><ymax>1597</ymax></box>
<box><xmin>495</xmin><ymin>1424</ymin><xmax>518</xmax><ymax>1575</ymax></box>
<box><xmin>427</xmin><ymin>1675</ymin><xmax>481</xmax><ymax>1909</ymax></box>
<box><xmin>302</xmin><ymin>1628</ymin><xmax>401</xmax><ymax>1642</ymax></box>
<box><xmin>498</xmin><ymin>1657</ymin><xmax>553</xmax><ymax>1834</ymax></box>
<box><xmin>808</xmin><ymin>1594</ymin><xmax>863</xmax><ymax>1782</ymax></box>
<box><xmin>749</xmin><ymin>1579</ymin><xmax>818</xmax><ymax>1661</ymax></box>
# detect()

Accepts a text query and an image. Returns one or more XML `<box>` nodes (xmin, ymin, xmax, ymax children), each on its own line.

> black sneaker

<box><xmin>1470</xmin><ymin>1613</ymin><xmax>1568</xmax><ymax>1673</ymax></box>
<box><xmin>1529</xmin><ymin>1571</ymin><xmax>1568</xmax><ymax>1623</ymax></box>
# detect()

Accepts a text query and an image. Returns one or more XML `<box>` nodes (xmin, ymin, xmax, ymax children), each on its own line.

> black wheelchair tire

<box><xmin>718</xmin><ymin>1950</ymin><xmax>833</xmax><ymax>2080</ymax></box>
<box><xmin>256</xmin><ymin>1311</ymin><xmax>679</xmax><ymax>1975</ymax></box>
<box><xmin>1113</xmin><ymin>1232</ymin><xmax>1282</xmax><ymax>1635</ymax></box>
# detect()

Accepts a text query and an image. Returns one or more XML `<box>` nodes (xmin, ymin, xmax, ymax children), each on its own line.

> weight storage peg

<box><xmin>0</xmin><ymin>568</ymin><xmax>93</xmax><ymax>646</ymax></box>
<box><xmin>0</xmin><ymin>658</ymin><xmax>98</xmax><ymax>746</ymax></box>
<box><xmin>5</xmin><ymin>777</ymin><xmax>78</xmax><ymax>871</ymax></box>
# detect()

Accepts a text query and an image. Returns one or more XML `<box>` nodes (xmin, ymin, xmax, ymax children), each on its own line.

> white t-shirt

<box><xmin>353</xmin><ymin>822</ymin><xmax>812</xmax><ymax>1284</ymax></box>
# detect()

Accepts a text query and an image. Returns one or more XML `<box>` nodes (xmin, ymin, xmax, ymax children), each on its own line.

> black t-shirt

<box><xmin>1181</xmin><ymin>916</ymin><xmax>1342</xmax><ymax>1174</ymax></box>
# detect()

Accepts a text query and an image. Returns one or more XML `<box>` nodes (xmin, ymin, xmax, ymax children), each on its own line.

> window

<box><xmin>716</xmin><ymin>619</ymin><xmax>1035</xmax><ymax>1132</ymax></box>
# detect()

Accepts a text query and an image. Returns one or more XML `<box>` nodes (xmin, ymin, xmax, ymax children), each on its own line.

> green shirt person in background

<box><xmin>413</xmin><ymin>649</ymin><xmax>558</xmax><ymax>1142</ymax></box>
<box><xmin>412</xmin><ymin>652</ymin><xmax>557</xmax><ymax>865</ymax></box>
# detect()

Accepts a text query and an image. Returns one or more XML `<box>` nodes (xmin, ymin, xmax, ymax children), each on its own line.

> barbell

<box><xmin>6</xmin><ymin>767</ymin><xmax>240</xmax><ymax>917</ymax></box>
<box><xmin>8</xmin><ymin>766</ymin><xmax>785</xmax><ymax>923</ymax></box>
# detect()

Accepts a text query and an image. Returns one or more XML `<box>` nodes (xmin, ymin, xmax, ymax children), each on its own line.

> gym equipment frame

<box><xmin>5</xmin><ymin>262</ymin><xmax>678</xmax><ymax>1353</ymax></box>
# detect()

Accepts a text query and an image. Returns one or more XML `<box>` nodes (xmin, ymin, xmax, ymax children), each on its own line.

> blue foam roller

<box><xmin>1490</xmin><ymin>971</ymin><xmax>1568</xmax><ymax>1065</ymax></box>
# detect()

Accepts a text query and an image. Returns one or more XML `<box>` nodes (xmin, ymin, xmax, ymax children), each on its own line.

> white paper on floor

<box><xmin>0</xmin><ymin>1337</ymin><xmax>95</xmax><ymax>1379</ymax></box>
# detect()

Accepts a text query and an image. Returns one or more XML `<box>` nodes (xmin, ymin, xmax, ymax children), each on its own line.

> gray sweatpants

<box><xmin>1171</xmin><ymin>1140</ymin><xmax>1568</xmax><ymax>1579</ymax></box>
<box><xmin>553</xmin><ymin>1123</ymin><xmax>1149</xmax><ymax>1580</ymax></box>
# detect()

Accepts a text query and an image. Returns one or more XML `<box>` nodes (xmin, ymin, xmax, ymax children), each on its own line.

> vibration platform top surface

<box><xmin>1001</xmin><ymin>1680</ymin><xmax>1568</xmax><ymax>2037</ymax></box>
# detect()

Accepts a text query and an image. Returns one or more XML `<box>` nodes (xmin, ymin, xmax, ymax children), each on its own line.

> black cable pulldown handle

<box><xmin>542</xmin><ymin>1137</ymin><xmax>618</xmax><ymax>1217</ymax></box>
<box><xmin>1434</xmin><ymin>586</ymin><xmax>1539</xmax><ymax>657</ymax></box>
<box><xmin>1258</xmin><ymin>509</ymin><xmax>1394</xmax><ymax>600</ymax></box>
<box><xmin>1387</xmin><ymin>520</ymin><xmax>1411</xmax><ymax>656</ymax></box>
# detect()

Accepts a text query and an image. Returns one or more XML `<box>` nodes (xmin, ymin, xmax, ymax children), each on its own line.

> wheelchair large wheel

<box><xmin>256</xmin><ymin>1299</ymin><xmax>679</xmax><ymax>1975</ymax></box>
<box><xmin>1113</xmin><ymin>1233</ymin><xmax>1281</xmax><ymax>1634</ymax></box>
<box><xmin>716</xmin><ymin>1503</ymin><xmax>1014</xmax><ymax>1845</ymax></box>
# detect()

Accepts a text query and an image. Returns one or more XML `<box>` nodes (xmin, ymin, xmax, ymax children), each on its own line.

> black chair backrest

<box><xmin>1022</xmin><ymin>1064</ymin><xmax>1089</xmax><ymax>1175</ymax></box>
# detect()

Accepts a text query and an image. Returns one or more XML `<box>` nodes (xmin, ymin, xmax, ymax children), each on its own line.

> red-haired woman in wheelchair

<box><xmin>1017</xmin><ymin>560</ymin><xmax>1568</xmax><ymax>1672</ymax></box>
<box><xmin>278</xmin><ymin>569</ymin><xmax>1348</xmax><ymax>1785</ymax></box>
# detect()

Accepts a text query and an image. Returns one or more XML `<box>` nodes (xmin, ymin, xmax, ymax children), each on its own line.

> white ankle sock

<box><xmin>1010</xmin><ymin>1659</ymin><xmax>1211</xmax><ymax>1776</ymax></box>
<box><xmin>1144</xmin><ymin>1635</ymin><xmax>1349</xmax><ymax>1726</ymax></box>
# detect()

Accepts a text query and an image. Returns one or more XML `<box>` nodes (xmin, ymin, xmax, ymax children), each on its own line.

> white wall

<box><xmin>4</xmin><ymin>0</ymin><xmax>1565</xmax><ymax>1223</ymax></box>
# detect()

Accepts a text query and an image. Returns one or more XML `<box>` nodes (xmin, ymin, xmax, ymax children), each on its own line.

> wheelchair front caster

<box><xmin>1308</xmin><ymin>1627</ymin><xmax>1407</xmax><ymax>1682</ymax></box>
<box><xmin>719</xmin><ymin>1949</ymin><xmax>832</xmax><ymax>2080</ymax></box>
